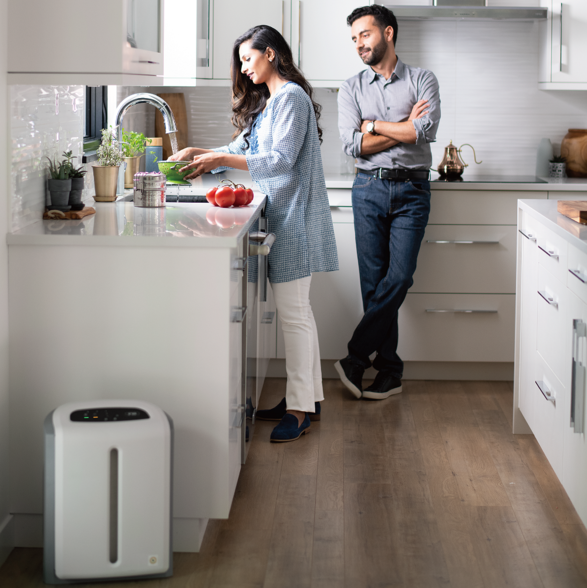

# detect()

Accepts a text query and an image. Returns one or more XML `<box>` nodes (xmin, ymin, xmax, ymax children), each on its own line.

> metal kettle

<box><xmin>437</xmin><ymin>141</ymin><xmax>482</xmax><ymax>180</ymax></box>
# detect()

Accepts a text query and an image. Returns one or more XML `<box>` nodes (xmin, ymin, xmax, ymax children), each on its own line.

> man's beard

<box><xmin>360</xmin><ymin>36</ymin><xmax>388</xmax><ymax>66</ymax></box>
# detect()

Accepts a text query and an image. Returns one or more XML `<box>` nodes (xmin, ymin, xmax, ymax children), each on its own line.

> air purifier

<box><xmin>44</xmin><ymin>399</ymin><xmax>173</xmax><ymax>584</ymax></box>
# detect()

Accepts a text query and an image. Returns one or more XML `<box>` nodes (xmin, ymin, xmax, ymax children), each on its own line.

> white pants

<box><xmin>271</xmin><ymin>275</ymin><xmax>324</xmax><ymax>413</ymax></box>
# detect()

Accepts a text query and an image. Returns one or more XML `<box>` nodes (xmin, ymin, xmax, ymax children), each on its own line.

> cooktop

<box><xmin>431</xmin><ymin>175</ymin><xmax>547</xmax><ymax>183</ymax></box>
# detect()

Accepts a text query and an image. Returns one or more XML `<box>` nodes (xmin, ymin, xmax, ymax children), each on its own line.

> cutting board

<box><xmin>557</xmin><ymin>200</ymin><xmax>587</xmax><ymax>225</ymax></box>
<box><xmin>155</xmin><ymin>93</ymin><xmax>188</xmax><ymax>161</ymax></box>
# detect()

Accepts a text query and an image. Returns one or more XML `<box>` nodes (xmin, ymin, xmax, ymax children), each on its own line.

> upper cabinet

<box><xmin>291</xmin><ymin>0</ymin><xmax>366</xmax><ymax>85</ymax></box>
<box><xmin>8</xmin><ymin>0</ymin><xmax>164</xmax><ymax>86</ymax></box>
<box><xmin>539</xmin><ymin>0</ymin><xmax>587</xmax><ymax>90</ymax></box>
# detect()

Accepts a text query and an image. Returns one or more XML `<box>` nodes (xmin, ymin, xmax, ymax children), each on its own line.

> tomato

<box><xmin>206</xmin><ymin>187</ymin><xmax>218</xmax><ymax>206</ymax></box>
<box><xmin>215</xmin><ymin>209</ymin><xmax>235</xmax><ymax>229</ymax></box>
<box><xmin>215</xmin><ymin>186</ymin><xmax>235</xmax><ymax>208</ymax></box>
<box><xmin>233</xmin><ymin>186</ymin><xmax>247</xmax><ymax>207</ymax></box>
<box><xmin>245</xmin><ymin>188</ymin><xmax>254</xmax><ymax>205</ymax></box>
<box><xmin>205</xmin><ymin>207</ymin><xmax>218</xmax><ymax>225</ymax></box>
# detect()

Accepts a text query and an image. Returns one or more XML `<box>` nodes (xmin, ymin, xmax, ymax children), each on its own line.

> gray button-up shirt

<box><xmin>338</xmin><ymin>57</ymin><xmax>441</xmax><ymax>172</ymax></box>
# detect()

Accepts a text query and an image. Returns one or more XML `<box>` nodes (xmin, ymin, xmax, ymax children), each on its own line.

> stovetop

<box><xmin>431</xmin><ymin>175</ymin><xmax>547</xmax><ymax>184</ymax></box>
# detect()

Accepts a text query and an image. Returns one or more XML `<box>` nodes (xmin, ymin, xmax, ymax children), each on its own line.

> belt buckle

<box><xmin>375</xmin><ymin>168</ymin><xmax>383</xmax><ymax>180</ymax></box>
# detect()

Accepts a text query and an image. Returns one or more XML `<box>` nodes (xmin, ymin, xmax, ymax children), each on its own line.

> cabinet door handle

<box><xmin>537</xmin><ymin>290</ymin><xmax>558</xmax><ymax>308</ymax></box>
<box><xmin>426</xmin><ymin>240</ymin><xmax>499</xmax><ymax>244</ymax></box>
<box><xmin>538</xmin><ymin>245</ymin><xmax>559</xmax><ymax>260</ymax></box>
<box><xmin>249</xmin><ymin>232</ymin><xmax>276</xmax><ymax>256</ymax></box>
<box><xmin>518</xmin><ymin>229</ymin><xmax>536</xmax><ymax>242</ymax></box>
<box><xmin>233</xmin><ymin>257</ymin><xmax>247</xmax><ymax>271</ymax></box>
<box><xmin>569</xmin><ymin>269</ymin><xmax>587</xmax><ymax>284</ymax></box>
<box><xmin>572</xmin><ymin>319</ymin><xmax>586</xmax><ymax>434</ymax></box>
<box><xmin>234</xmin><ymin>404</ymin><xmax>245</xmax><ymax>428</ymax></box>
<box><xmin>231</xmin><ymin>306</ymin><xmax>247</xmax><ymax>323</ymax></box>
<box><xmin>425</xmin><ymin>309</ymin><xmax>497</xmax><ymax>314</ymax></box>
<box><xmin>261</xmin><ymin>311</ymin><xmax>275</xmax><ymax>325</ymax></box>
<box><xmin>138</xmin><ymin>60</ymin><xmax>160</xmax><ymax>65</ymax></box>
<box><xmin>535</xmin><ymin>380</ymin><xmax>556</xmax><ymax>406</ymax></box>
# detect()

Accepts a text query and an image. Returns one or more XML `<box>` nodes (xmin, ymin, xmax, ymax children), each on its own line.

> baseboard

<box><xmin>11</xmin><ymin>513</ymin><xmax>209</xmax><ymax>553</ymax></box>
<box><xmin>0</xmin><ymin>514</ymin><xmax>14</xmax><ymax>568</ymax></box>
<box><xmin>267</xmin><ymin>359</ymin><xmax>514</xmax><ymax>381</ymax></box>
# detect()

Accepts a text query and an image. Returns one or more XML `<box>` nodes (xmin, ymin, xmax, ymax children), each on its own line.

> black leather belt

<box><xmin>357</xmin><ymin>168</ymin><xmax>430</xmax><ymax>181</ymax></box>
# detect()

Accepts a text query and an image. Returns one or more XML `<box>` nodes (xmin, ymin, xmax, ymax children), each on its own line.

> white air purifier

<box><xmin>43</xmin><ymin>400</ymin><xmax>173</xmax><ymax>584</ymax></box>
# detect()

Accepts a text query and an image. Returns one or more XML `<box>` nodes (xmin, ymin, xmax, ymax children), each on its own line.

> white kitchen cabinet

<box><xmin>539</xmin><ymin>0</ymin><xmax>587</xmax><ymax>89</ymax></box>
<box><xmin>8</xmin><ymin>0</ymin><xmax>164</xmax><ymax>85</ymax></box>
<box><xmin>291</xmin><ymin>0</ymin><xmax>367</xmax><ymax>85</ymax></box>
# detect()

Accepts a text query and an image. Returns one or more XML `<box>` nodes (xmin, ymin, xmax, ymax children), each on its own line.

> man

<box><xmin>335</xmin><ymin>4</ymin><xmax>441</xmax><ymax>400</ymax></box>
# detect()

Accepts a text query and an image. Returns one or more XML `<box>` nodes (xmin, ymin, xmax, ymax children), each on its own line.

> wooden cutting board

<box><xmin>155</xmin><ymin>92</ymin><xmax>188</xmax><ymax>161</ymax></box>
<box><xmin>557</xmin><ymin>200</ymin><xmax>587</xmax><ymax>225</ymax></box>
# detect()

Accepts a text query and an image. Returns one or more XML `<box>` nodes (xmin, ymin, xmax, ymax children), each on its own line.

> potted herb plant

<box><xmin>122</xmin><ymin>128</ymin><xmax>146</xmax><ymax>188</ymax></box>
<box><xmin>45</xmin><ymin>152</ymin><xmax>72</xmax><ymax>211</ymax></box>
<box><xmin>549</xmin><ymin>155</ymin><xmax>567</xmax><ymax>178</ymax></box>
<box><xmin>93</xmin><ymin>127</ymin><xmax>123</xmax><ymax>202</ymax></box>
<box><xmin>61</xmin><ymin>150</ymin><xmax>86</xmax><ymax>211</ymax></box>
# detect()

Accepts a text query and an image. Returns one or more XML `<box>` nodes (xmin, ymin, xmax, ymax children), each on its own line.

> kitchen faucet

<box><xmin>113</xmin><ymin>93</ymin><xmax>178</xmax><ymax>193</ymax></box>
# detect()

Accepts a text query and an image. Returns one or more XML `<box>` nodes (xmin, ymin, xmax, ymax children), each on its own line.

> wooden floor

<box><xmin>2</xmin><ymin>378</ymin><xmax>587</xmax><ymax>588</ymax></box>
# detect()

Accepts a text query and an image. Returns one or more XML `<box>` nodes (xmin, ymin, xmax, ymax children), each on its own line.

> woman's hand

<box><xmin>180</xmin><ymin>152</ymin><xmax>224</xmax><ymax>179</ymax></box>
<box><xmin>169</xmin><ymin>147</ymin><xmax>200</xmax><ymax>162</ymax></box>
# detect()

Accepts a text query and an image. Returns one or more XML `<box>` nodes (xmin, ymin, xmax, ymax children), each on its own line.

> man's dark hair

<box><xmin>347</xmin><ymin>4</ymin><xmax>398</xmax><ymax>47</ymax></box>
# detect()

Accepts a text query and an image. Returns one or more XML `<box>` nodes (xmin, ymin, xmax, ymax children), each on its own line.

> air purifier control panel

<box><xmin>69</xmin><ymin>408</ymin><xmax>150</xmax><ymax>422</ymax></box>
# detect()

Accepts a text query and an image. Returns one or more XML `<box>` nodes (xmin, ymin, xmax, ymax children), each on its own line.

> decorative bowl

<box><xmin>157</xmin><ymin>160</ymin><xmax>192</xmax><ymax>183</ymax></box>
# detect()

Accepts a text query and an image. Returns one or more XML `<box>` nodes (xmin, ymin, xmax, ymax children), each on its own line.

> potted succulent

<box><xmin>45</xmin><ymin>152</ymin><xmax>72</xmax><ymax>211</ymax></box>
<box><xmin>61</xmin><ymin>150</ymin><xmax>86</xmax><ymax>211</ymax></box>
<box><xmin>93</xmin><ymin>127</ymin><xmax>123</xmax><ymax>202</ymax></box>
<box><xmin>549</xmin><ymin>155</ymin><xmax>567</xmax><ymax>178</ymax></box>
<box><xmin>122</xmin><ymin>128</ymin><xmax>147</xmax><ymax>188</ymax></box>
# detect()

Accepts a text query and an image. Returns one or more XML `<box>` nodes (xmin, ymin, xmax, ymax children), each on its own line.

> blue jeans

<box><xmin>348</xmin><ymin>172</ymin><xmax>431</xmax><ymax>376</ymax></box>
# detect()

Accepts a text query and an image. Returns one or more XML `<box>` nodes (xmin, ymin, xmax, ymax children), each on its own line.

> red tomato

<box><xmin>233</xmin><ymin>186</ymin><xmax>247</xmax><ymax>207</ymax></box>
<box><xmin>215</xmin><ymin>186</ymin><xmax>235</xmax><ymax>208</ymax></box>
<box><xmin>215</xmin><ymin>209</ymin><xmax>235</xmax><ymax>229</ymax></box>
<box><xmin>245</xmin><ymin>188</ymin><xmax>254</xmax><ymax>205</ymax></box>
<box><xmin>206</xmin><ymin>187</ymin><xmax>217</xmax><ymax>206</ymax></box>
<box><xmin>205</xmin><ymin>207</ymin><xmax>218</xmax><ymax>225</ymax></box>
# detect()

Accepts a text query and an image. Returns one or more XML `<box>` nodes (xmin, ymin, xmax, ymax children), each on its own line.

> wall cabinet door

<box><xmin>291</xmin><ymin>0</ymin><xmax>366</xmax><ymax>83</ymax></box>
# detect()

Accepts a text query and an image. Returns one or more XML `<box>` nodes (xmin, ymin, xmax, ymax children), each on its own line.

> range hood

<box><xmin>387</xmin><ymin>1</ymin><xmax>547</xmax><ymax>21</ymax></box>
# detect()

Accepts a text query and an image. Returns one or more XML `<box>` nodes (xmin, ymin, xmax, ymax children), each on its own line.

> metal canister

<box><xmin>133</xmin><ymin>172</ymin><xmax>166</xmax><ymax>208</ymax></box>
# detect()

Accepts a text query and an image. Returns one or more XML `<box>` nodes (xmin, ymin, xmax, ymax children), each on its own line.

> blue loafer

<box><xmin>256</xmin><ymin>398</ymin><xmax>321</xmax><ymax>421</ymax></box>
<box><xmin>270</xmin><ymin>413</ymin><xmax>311</xmax><ymax>443</ymax></box>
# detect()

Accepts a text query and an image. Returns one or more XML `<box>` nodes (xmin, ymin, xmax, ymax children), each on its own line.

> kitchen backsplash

<box><xmin>10</xmin><ymin>85</ymin><xmax>85</xmax><ymax>232</ymax></box>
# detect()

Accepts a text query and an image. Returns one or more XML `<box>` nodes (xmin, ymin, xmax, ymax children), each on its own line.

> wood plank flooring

<box><xmin>2</xmin><ymin>378</ymin><xmax>587</xmax><ymax>587</ymax></box>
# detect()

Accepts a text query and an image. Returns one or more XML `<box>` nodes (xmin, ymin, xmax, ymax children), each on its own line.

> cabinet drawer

<box><xmin>397</xmin><ymin>293</ymin><xmax>515</xmax><ymax>362</ymax></box>
<box><xmin>412</xmin><ymin>225</ymin><xmax>516</xmax><ymax>293</ymax></box>
<box><xmin>429</xmin><ymin>190</ymin><xmax>544</xmax><ymax>225</ymax></box>
<box><xmin>532</xmin><ymin>352</ymin><xmax>565</xmax><ymax>479</ymax></box>
<box><xmin>536</xmin><ymin>265</ymin><xmax>567</xmax><ymax>382</ymax></box>
<box><xmin>568</xmin><ymin>246</ymin><xmax>587</xmax><ymax>305</ymax></box>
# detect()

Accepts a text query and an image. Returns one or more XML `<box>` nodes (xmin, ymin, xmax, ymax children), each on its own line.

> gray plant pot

<box><xmin>549</xmin><ymin>162</ymin><xmax>566</xmax><ymax>178</ymax></box>
<box><xmin>47</xmin><ymin>179</ymin><xmax>72</xmax><ymax>211</ymax></box>
<box><xmin>69</xmin><ymin>177</ymin><xmax>85</xmax><ymax>211</ymax></box>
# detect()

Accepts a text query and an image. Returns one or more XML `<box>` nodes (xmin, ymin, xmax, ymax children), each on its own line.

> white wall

<box><xmin>0</xmin><ymin>0</ymin><xmax>13</xmax><ymax>569</ymax></box>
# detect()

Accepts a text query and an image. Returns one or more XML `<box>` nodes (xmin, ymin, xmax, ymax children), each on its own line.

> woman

<box><xmin>170</xmin><ymin>25</ymin><xmax>338</xmax><ymax>443</ymax></box>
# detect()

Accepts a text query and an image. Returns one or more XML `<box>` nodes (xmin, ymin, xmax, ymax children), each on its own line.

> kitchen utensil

<box><xmin>134</xmin><ymin>172</ymin><xmax>166</xmax><ymax>208</ymax></box>
<box><xmin>157</xmin><ymin>161</ymin><xmax>191</xmax><ymax>183</ymax></box>
<box><xmin>437</xmin><ymin>141</ymin><xmax>482</xmax><ymax>179</ymax></box>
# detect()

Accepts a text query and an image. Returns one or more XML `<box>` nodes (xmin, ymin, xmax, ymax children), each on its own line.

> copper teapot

<box><xmin>437</xmin><ymin>141</ymin><xmax>482</xmax><ymax>180</ymax></box>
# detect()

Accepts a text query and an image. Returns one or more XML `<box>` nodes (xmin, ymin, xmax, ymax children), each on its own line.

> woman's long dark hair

<box><xmin>230</xmin><ymin>25</ymin><xmax>323</xmax><ymax>146</ymax></box>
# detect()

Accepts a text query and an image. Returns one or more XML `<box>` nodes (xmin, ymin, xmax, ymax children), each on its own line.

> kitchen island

<box><xmin>7</xmin><ymin>194</ymin><xmax>268</xmax><ymax>553</ymax></box>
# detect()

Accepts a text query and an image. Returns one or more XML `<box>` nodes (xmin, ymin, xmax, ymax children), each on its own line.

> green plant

<box><xmin>97</xmin><ymin>127</ymin><xmax>123</xmax><ymax>167</ymax></box>
<box><xmin>121</xmin><ymin>128</ymin><xmax>146</xmax><ymax>158</ymax></box>
<box><xmin>69</xmin><ymin>164</ymin><xmax>87</xmax><ymax>178</ymax></box>
<box><xmin>45</xmin><ymin>153</ymin><xmax>71</xmax><ymax>180</ymax></box>
<box><xmin>550</xmin><ymin>155</ymin><xmax>567</xmax><ymax>163</ymax></box>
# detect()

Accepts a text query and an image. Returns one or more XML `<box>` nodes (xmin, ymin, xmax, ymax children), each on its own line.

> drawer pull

<box><xmin>261</xmin><ymin>311</ymin><xmax>275</xmax><ymax>325</ymax></box>
<box><xmin>537</xmin><ymin>290</ymin><xmax>558</xmax><ymax>308</ymax></box>
<box><xmin>234</xmin><ymin>404</ymin><xmax>245</xmax><ymax>428</ymax></box>
<box><xmin>538</xmin><ymin>245</ymin><xmax>559</xmax><ymax>260</ymax></box>
<box><xmin>231</xmin><ymin>306</ymin><xmax>247</xmax><ymax>323</ymax></box>
<box><xmin>425</xmin><ymin>309</ymin><xmax>497</xmax><ymax>314</ymax></box>
<box><xmin>519</xmin><ymin>229</ymin><xmax>536</xmax><ymax>242</ymax></box>
<box><xmin>249</xmin><ymin>232</ymin><xmax>276</xmax><ymax>256</ymax></box>
<box><xmin>233</xmin><ymin>257</ymin><xmax>247</xmax><ymax>271</ymax></box>
<box><xmin>569</xmin><ymin>269</ymin><xmax>587</xmax><ymax>284</ymax></box>
<box><xmin>535</xmin><ymin>380</ymin><xmax>556</xmax><ymax>406</ymax></box>
<box><xmin>426</xmin><ymin>240</ymin><xmax>499</xmax><ymax>244</ymax></box>
<box><xmin>572</xmin><ymin>319</ymin><xmax>587</xmax><ymax>434</ymax></box>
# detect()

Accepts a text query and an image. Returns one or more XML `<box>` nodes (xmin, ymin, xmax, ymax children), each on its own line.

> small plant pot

<box><xmin>47</xmin><ymin>179</ymin><xmax>72</xmax><ymax>211</ymax></box>
<box><xmin>124</xmin><ymin>155</ymin><xmax>143</xmax><ymax>189</ymax></box>
<box><xmin>549</xmin><ymin>162</ymin><xmax>566</xmax><ymax>178</ymax></box>
<box><xmin>93</xmin><ymin>165</ymin><xmax>120</xmax><ymax>202</ymax></box>
<box><xmin>68</xmin><ymin>177</ymin><xmax>85</xmax><ymax>211</ymax></box>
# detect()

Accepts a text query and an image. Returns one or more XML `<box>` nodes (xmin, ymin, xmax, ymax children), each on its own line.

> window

<box><xmin>84</xmin><ymin>86</ymin><xmax>108</xmax><ymax>147</ymax></box>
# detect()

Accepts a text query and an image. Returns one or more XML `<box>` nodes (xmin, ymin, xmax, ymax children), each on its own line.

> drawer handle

<box><xmin>519</xmin><ymin>229</ymin><xmax>536</xmax><ymax>242</ymax></box>
<box><xmin>234</xmin><ymin>404</ymin><xmax>245</xmax><ymax>428</ymax></box>
<box><xmin>537</xmin><ymin>290</ymin><xmax>558</xmax><ymax>308</ymax></box>
<box><xmin>233</xmin><ymin>257</ymin><xmax>247</xmax><ymax>271</ymax></box>
<box><xmin>535</xmin><ymin>380</ymin><xmax>556</xmax><ymax>406</ymax></box>
<box><xmin>261</xmin><ymin>311</ymin><xmax>275</xmax><ymax>325</ymax></box>
<box><xmin>249</xmin><ymin>232</ymin><xmax>276</xmax><ymax>256</ymax></box>
<box><xmin>425</xmin><ymin>309</ymin><xmax>497</xmax><ymax>314</ymax></box>
<box><xmin>572</xmin><ymin>319</ymin><xmax>587</xmax><ymax>434</ymax></box>
<box><xmin>569</xmin><ymin>269</ymin><xmax>587</xmax><ymax>284</ymax></box>
<box><xmin>231</xmin><ymin>306</ymin><xmax>247</xmax><ymax>323</ymax></box>
<box><xmin>426</xmin><ymin>240</ymin><xmax>500</xmax><ymax>244</ymax></box>
<box><xmin>538</xmin><ymin>245</ymin><xmax>559</xmax><ymax>260</ymax></box>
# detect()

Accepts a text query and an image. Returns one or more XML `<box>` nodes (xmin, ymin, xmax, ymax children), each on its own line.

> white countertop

<box><xmin>519</xmin><ymin>199</ymin><xmax>587</xmax><ymax>257</ymax></box>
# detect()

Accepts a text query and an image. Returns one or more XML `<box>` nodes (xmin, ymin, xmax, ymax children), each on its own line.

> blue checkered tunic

<box><xmin>212</xmin><ymin>83</ymin><xmax>339</xmax><ymax>283</ymax></box>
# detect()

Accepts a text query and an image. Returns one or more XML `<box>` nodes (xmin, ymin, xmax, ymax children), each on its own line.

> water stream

<box><xmin>169</xmin><ymin>132</ymin><xmax>179</xmax><ymax>156</ymax></box>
